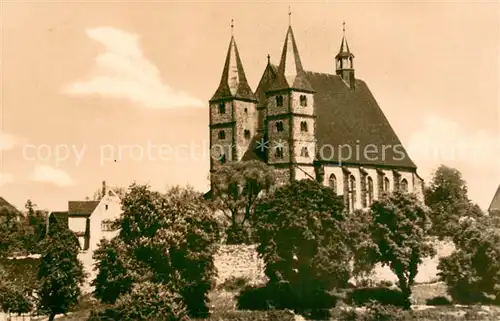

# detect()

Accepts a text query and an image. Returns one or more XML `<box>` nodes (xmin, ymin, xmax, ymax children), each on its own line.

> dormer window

<box><xmin>299</xmin><ymin>95</ymin><xmax>307</xmax><ymax>107</ymax></box>
<box><xmin>218</xmin><ymin>103</ymin><xmax>225</xmax><ymax>114</ymax></box>
<box><xmin>300</xmin><ymin>121</ymin><xmax>308</xmax><ymax>132</ymax></box>
<box><xmin>276</xmin><ymin>95</ymin><xmax>284</xmax><ymax>107</ymax></box>
<box><xmin>276</xmin><ymin>121</ymin><xmax>284</xmax><ymax>132</ymax></box>
<box><xmin>218</xmin><ymin>130</ymin><xmax>226</xmax><ymax>140</ymax></box>
<box><xmin>244</xmin><ymin>130</ymin><xmax>251</xmax><ymax>139</ymax></box>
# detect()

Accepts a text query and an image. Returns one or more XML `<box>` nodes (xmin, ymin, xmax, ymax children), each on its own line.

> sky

<box><xmin>0</xmin><ymin>1</ymin><xmax>499</xmax><ymax>212</ymax></box>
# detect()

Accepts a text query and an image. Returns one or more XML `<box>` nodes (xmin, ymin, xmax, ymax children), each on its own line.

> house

<box><xmin>208</xmin><ymin>20</ymin><xmax>424</xmax><ymax>211</ymax></box>
<box><xmin>48</xmin><ymin>181</ymin><xmax>122</xmax><ymax>291</ymax></box>
<box><xmin>488</xmin><ymin>184</ymin><xmax>500</xmax><ymax>216</ymax></box>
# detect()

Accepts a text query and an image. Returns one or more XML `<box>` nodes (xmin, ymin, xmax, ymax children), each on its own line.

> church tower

<box><xmin>265</xmin><ymin>10</ymin><xmax>317</xmax><ymax>183</ymax></box>
<box><xmin>335</xmin><ymin>22</ymin><xmax>355</xmax><ymax>89</ymax></box>
<box><xmin>209</xmin><ymin>21</ymin><xmax>258</xmax><ymax>172</ymax></box>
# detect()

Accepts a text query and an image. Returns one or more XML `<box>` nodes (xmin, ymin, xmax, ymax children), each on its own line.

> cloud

<box><xmin>31</xmin><ymin>164</ymin><xmax>75</xmax><ymax>187</ymax></box>
<box><xmin>0</xmin><ymin>173</ymin><xmax>14</xmax><ymax>186</ymax></box>
<box><xmin>64</xmin><ymin>27</ymin><xmax>203</xmax><ymax>108</ymax></box>
<box><xmin>0</xmin><ymin>133</ymin><xmax>17</xmax><ymax>151</ymax></box>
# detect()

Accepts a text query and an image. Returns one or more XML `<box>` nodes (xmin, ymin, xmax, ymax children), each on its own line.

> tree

<box><xmin>211</xmin><ymin>160</ymin><xmax>275</xmax><ymax>244</ymax></box>
<box><xmin>0</xmin><ymin>206</ymin><xmax>23</xmax><ymax>258</ymax></box>
<box><xmin>438</xmin><ymin>217</ymin><xmax>500</xmax><ymax>304</ymax></box>
<box><xmin>93</xmin><ymin>184</ymin><xmax>220</xmax><ymax>318</ymax></box>
<box><xmin>0</xmin><ymin>266</ymin><xmax>34</xmax><ymax>317</ymax></box>
<box><xmin>37</xmin><ymin>221</ymin><xmax>86</xmax><ymax>321</ymax></box>
<box><xmin>253</xmin><ymin>179</ymin><xmax>350</xmax><ymax>312</ymax></box>
<box><xmin>370</xmin><ymin>191</ymin><xmax>436</xmax><ymax>309</ymax></box>
<box><xmin>22</xmin><ymin>200</ymin><xmax>47</xmax><ymax>254</ymax></box>
<box><xmin>425</xmin><ymin>165</ymin><xmax>483</xmax><ymax>238</ymax></box>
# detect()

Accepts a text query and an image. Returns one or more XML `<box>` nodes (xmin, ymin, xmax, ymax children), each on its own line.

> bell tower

<box><xmin>335</xmin><ymin>21</ymin><xmax>356</xmax><ymax>89</ymax></box>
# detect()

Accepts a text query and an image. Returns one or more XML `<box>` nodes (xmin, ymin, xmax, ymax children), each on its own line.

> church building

<box><xmin>208</xmin><ymin>18</ymin><xmax>424</xmax><ymax>212</ymax></box>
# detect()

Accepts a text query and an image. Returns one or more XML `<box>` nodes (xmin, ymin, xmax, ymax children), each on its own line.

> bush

<box><xmin>425</xmin><ymin>296</ymin><xmax>452</xmax><ymax>306</ymax></box>
<box><xmin>339</xmin><ymin>303</ymin><xmax>409</xmax><ymax>321</ymax></box>
<box><xmin>198</xmin><ymin>310</ymin><xmax>296</xmax><ymax>321</ymax></box>
<box><xmin>346</xmin><ymin>287</ymin><xmax>407</xmax><ymax>307</ymax></box>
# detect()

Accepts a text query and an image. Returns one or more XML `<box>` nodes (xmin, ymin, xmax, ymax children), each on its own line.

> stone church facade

<box><xmin>208</xmin><ymin>22</ymin><xmax>424</xmax><ymax>212</ymax></box>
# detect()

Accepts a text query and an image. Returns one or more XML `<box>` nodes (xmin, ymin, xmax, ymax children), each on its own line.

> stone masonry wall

<box><xmin>214</xmin><ymin>244</ymin><xmax>266</xmax><ymax>285</ymax></box>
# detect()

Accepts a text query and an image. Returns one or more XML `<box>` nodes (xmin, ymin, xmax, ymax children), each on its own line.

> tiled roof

<box><xmin>306</xmin><ymin>71</ymin><xmax>416</xmax><ymax>168</ymax></box>
<box><xmin>0</xmin><ymin>197</ymin><xmax>21</xmax><ymax>215</ymax></box>
<box><xmin>488</xmin><ymin>185</ymin><xmax>500</xmax><ymax>213</ymax></box>
<box><xmin>268</xmin><ymin>26</ymin><xmax>314</xmax><ymax>93</ymax></box>
<box><xmin>210</xmin><ymin>36</ymin><xmax>257</xmax><ymax>102</ymax></box>
<box><xmin>68</xmin><ymin>201</ymin><xmax>99</xmax><ymax>216</ymax></box>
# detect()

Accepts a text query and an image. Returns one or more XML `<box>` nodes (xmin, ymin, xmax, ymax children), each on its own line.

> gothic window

<box><xmin>244</xmin><ymin>130</ymin><xmax>251</xmax><ymax>139</ymax></box>
<box><xmin>276</xmin><ymin>95</ymin><xmax>284</xmax><ymax>107</ymax></box>
<box><xmin>300</xmin><ymin>121</ymin><xmax>308</xmax><ymax>132</ymax></box>
<box><xmin>218</xmin><ymin>130</ymin><xmax>226</xmax><ymax>140</ymax></box>
<box><xmin>367</xmin><ymin>176</ymin><xmax>374</xmax><ymax>206</ymax></box>
<box><xmin>276</xmin><ymin>121</ymin><xmax>284</xmax><ymax>132</ymax></box>
<box><xmin>384</xmin><ymin>177</ymin><xmax>390</xmax><ymax>192</ymax></box>
<box><xmin>349</xmin><ymin>175</ymin><xmax>356</xmax><ymax>211</ymax></box>
<box><xmin>300</xmin><ymin>146</ymin><xmax>309</xmax><ymax>157</ymax></box>
<box><xmin>329</xmin><ymin>174</ymin><xmax>337</xmax><ymax>194</ymax></box>
<box><xmin>220</xmin><ymin>153</ymin><xmax>226</xmax><ymax>164</ymax></box>
<box><xmin>218</xmin><ymin>102</ymin><xmax>225</xmax><ymax>114</ymax></box>
<box><xmin>299</xmin><ymin>95</ymin><xmax>308</xmax><ymax>107</ymax></box>
<box><xmin>275</xmin><ymin>147</ymin><xmax>284</xmax><ymax>158</ymax></box>
<box><xmin>401</xmin><ymin>178</ymin><xmax>408</xmax><ymax>192</ymax></box>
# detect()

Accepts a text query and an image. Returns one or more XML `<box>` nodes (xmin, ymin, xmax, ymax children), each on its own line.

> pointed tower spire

<box><xmin>267</xmin><ymin>20</ymin><xmax>313</xmax><ymax>93</ymax></box>
<box><xmin>210</xmin><ymin>20</ymin><xmax>256</xmax><ymax>102</ymax></box>
<box><xmin>335</xmin><ymin>21</ymin><xmax>356</xmax><ymax>89</ymax></box>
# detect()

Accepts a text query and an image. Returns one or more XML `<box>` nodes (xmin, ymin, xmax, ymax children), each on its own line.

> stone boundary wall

<box><xmin>214</xmin><ymin>244</ymin><xmax>266</xmax><ymax>285</ymax></box>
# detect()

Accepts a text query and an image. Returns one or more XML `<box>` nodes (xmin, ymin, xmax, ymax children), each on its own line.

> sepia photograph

<box><xmin>0</xmin><ymin>1</ymin><xmax>499</xmax><ymax>320</ymax></box>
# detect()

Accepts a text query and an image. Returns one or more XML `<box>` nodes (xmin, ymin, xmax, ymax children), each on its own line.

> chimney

<box><xmin>102</xmin><ymin>181</ymin><xmax>106</xmax><ymax>198</ymax></box>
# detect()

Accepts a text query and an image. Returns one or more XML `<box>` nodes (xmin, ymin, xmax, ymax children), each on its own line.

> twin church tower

<box><xmin>208</xmin><ymin>15</ymin><xmax>424</xmax><ymax>212</ymax></box>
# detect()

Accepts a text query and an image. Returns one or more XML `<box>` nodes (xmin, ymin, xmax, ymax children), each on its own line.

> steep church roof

<box><xmin>210</xmin><ymin>34</ymin><xmax>257</xmax><ymax>102</ymax></box>
<box><xmin>306</xmin><ymin>72</ymin><xmax>416</xmax><ymax>168</ymax></box>
<box><xmin>267</xmin><ymin>26</ymin><xmax>314</xmax><ymax>93</ymax></box>
<box><xmin>488</xmin><ymin>185</ymin><xmax>500</xmax><ymax>213</ymax></box>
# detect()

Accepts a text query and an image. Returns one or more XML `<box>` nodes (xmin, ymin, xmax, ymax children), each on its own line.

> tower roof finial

<box><xmin>288</xmin><ymin>5</ymin><xmax>292</xmax><ymax>26</ymax></box>
<box><xmin>343</xmin><ymin>21</ymin><xmax>346</xmax><ymax>36</ymax></box>
<box><xmin>267</xmin><ymin>54</ymin><xmax>270</xmax><ymax>64</ymax></box>
<box><xmin>231</xmin><ymin>19</ymin><xmax>234</xmax><ymax>36</ymax></box>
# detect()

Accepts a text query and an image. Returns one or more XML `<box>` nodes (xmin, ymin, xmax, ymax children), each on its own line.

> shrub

<box><xmin>339</xmin><ymin>302</ymin><xmax>409</xmax><ymax>321</ymax></box>
<box><xmin>199</xmin><ymin>310</ymin><xmax>296</xmax><ymax>321</ymax></box>
<box><xmin>425</xmin><ymin>296</ymin><xmax>452</xmax><ymax>306</ymax></box>
<box><xmin>346</xmin><ymin>287</ymin><xmax>407</xmax><ymax>307</ymax></box>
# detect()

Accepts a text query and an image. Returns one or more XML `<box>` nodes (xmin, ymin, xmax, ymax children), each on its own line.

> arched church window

<box><xmin>276</xmin><ymin>95</ymin><xmax>284</xmax><ymax>107</ymax></box>
<box><xmin>299</xmin><ymin>95</ymin><xmax>308</xmax><ymax>107</ymax></box>
<box><xmin>384</xmin><ymin>177</ymin><xmax>390</xmax><ymax>192</ymax></box>
<box><xmin>218</xmin><ymin>102</ymin><xmax>225</xmax><ymax>114</ymax></box>
<box><xmin>401</xmin><ymin>178</ymin><xmax>408</xmax><ymax>192</ymax></box>
<box><xmin>367</xmin><ymin>176</ymin><xmax>374</xmax><ymax>206</ymax></box>
<box><xmin>276</xmin><ymin>121</ymin><xmax>284</xmax><ymax>132</ymax></box>
<box><xmin>218</xmin><ymin>130</ymin><xmax>225</xmax><ymax>140</ymax></box>
<box><xmin>329</xmin><ymin>174</ymin><xmax>337</xmax><ymax>194</ymax></box>
<box><xmin>300</xmin><ymin>147</ymin><xmax>309</xmax><ymax>157</ymax></box>
<box><xmin>300</xmin><ymin>121</ymin><xmax>308</xmax><ymax>132</ymax></box>
<box><xmin>349</xmin><ymin>175</ymin><xmax>356</xmax><ymax>211</ymax></box>
<box><xmin>275</xmin><ymin>147</ymin><xmax>284</xmax><ymax>158</ymax></box>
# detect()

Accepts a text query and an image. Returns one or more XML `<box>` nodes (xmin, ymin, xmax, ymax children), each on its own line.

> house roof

<box><xmin>210</xmin><ymin>35</ymin><xmax>257</xmax><ymax>102</ymax></box>
<box><xmin>68</xmin><ymin>201</ymin><xmax>99</xmax><ymax>216</ymax></box>
<box><xmin>0</xmin><ymin>197</ymin><xmax>21</xmax><ymax>215</ymax></box>
<box><xmin>268</xmin><ymin>26</ymin><xmax>314</xmax><ymax>93</ymax></box>
<box><xmin>488</xmin><ymin>185</ymin><xmax>500</xmax><ymax>213</ymax></box>
<box><xmin>305</xmin><ymin>71</ymin><xmax>416</xmax><ymax>169</ymax></box>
